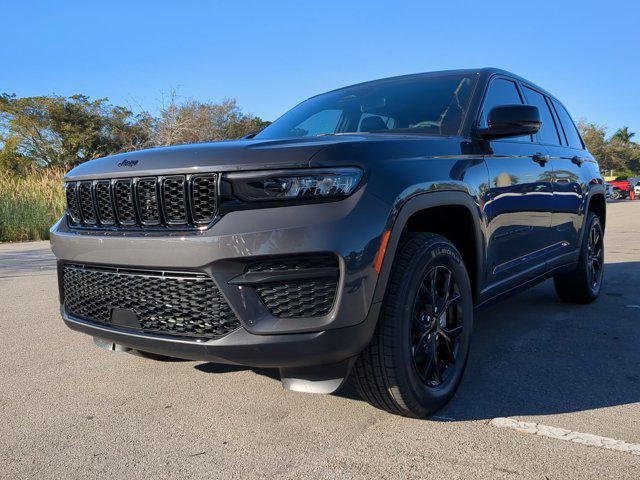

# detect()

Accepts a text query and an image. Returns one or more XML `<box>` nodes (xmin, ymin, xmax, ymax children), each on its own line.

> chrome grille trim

<box><xmin>65</xmin><ymin>173</ymin><xmax>218</xmax><ymax>231</ymax></box>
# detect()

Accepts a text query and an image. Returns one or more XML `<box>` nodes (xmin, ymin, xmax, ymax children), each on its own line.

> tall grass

<box><xmin>0</xmin><ymin>168</ymin><xmax>66</xmax><ymax>242</ymax></box>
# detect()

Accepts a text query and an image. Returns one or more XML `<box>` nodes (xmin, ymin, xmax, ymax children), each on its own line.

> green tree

<box><xmin>578</xmin><ymin>121</ymin><xmax>608</xmax><ymax>164</ymax></box>
<box><xmin>612</xmin><ymin>126</ymin><xmax>635</xmax><ymax>143</ymax></box>
<box><xmin>578</xmin><ymin>121</ymin><xmax>640</xmax><ymax>175</ymax></box>
<box><xmin>0</xmin><ymin>93</ymin><xmax>152</xmax><ymax>170</ymax></box>
<box><xmin>151</xmin><ymin>96</ymin><xmax>270</xmax><ymax>147</ymax></box>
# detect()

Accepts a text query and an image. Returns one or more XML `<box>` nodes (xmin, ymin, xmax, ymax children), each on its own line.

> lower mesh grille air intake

<box><xmin>255</xmin><ymin>280</ymin><xmax>338</xmax><ymax>318</ymax></box>
<box><xmin>62</xmin><ymin>264</ymin><xmax>240</xmax><ymax>339</ymax></box>
<box><xmin>245</xmin><ymin>254</ymin><xmax>339</xmax><ymax>318</ymax></box>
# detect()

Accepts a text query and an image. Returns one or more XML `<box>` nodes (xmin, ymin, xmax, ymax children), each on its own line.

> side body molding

<box><xmin>371</xmin><ymin>191</ymin><xmax>486</xmax><ymax>305</ymax></box>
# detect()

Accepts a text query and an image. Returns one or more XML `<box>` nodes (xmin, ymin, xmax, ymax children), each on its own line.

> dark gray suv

<box><xmin>51</xmin><ymin>68</ymin><xmax>605</xmax><ymax>417</ymax></box>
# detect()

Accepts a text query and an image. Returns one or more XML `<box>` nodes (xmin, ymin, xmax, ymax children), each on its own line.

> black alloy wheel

<box><xmin>411</xmin><ymin>265</ymin><xmax>464</xmax><ymax>388</ymax></box>
<box><xmin>586</xmin><ymin>221</ymin><xmax>604</xmax><ymax>291</ymax></box>
<box><xmin>353</xmin><ymin>232</ymin><xmax>474</xmax><ymax>417</ymax></box>
<box><xmin>554</xmin><ymin>212</ymin><xmax>604</xmax><ymax>304</ymax></box>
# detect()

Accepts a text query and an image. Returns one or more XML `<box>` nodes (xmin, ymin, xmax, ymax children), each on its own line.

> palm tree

<box><xmin>612</xmin><ymin>126</ymin><xmax>636</xmax><ymax>143</ymax></box>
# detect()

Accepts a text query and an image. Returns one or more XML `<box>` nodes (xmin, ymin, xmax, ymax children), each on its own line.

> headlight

<box><xmin>225</xmin><ymin>167</ymin><xmax>363</xmax><ymax>202</ymax></box>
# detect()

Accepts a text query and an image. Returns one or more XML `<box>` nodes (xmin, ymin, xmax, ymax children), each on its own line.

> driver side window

<box><xmin>481</xmin><ymin>78</ymin><xmax>532</xmax><ymax>142</ymax></box>
<box><xmin>291</xmin><ymin>109</ymin><xmax>343</xmax><ymax>137</ymax></box>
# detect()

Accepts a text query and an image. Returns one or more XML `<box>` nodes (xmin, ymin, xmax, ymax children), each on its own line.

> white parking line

<box><xmin>490</xmin><ymin>417</ymin><xmax>640</xmax><ymax>456</ymax></box>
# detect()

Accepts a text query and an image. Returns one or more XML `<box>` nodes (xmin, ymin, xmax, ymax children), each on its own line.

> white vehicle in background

<box><xmin>605</xmin><ymin>182</ymin><xmax>621</xmax><ymax>200</ymax></box>
<box><xmin>634</xmin><ymin>181</ymin><xmax>640</xmax><ymax>197</ymax></box>
<box><xmin>605</xmin><ymin>182</ymin><xmax>614</xmax><ymax>198</ymax></box>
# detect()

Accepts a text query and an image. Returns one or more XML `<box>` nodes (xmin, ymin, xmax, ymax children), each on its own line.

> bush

<box><xmin>0</xmin><ymin>168</ymin><xmax>65</xmax><ymax>242</ymax></box>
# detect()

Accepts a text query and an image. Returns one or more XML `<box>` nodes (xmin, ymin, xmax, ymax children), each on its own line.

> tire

<box><xmin>553</xmin><ymin>212</ymin><xmax>604</xmax><ymax>304</ymax></box>
<box><xmin>353</xmin><ymin>232</ymin><xmax>474</xmax><ymax>418</ymax></box>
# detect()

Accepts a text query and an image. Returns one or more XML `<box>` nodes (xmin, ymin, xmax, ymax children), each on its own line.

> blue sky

<box><xmin>2</xmin><ymin>0</ymin><xmax>638</xmax><ymax>136</ymax></box>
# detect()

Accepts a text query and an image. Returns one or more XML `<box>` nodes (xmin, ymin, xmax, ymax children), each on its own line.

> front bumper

<box><xmin>51</xmin><ymin>189</ymin><xmax>391</xmax><ymax>368</ymax></box>
<box><xmin>62</xmin><ymin>302</ymin><xmax>380</xmax><ymax>368</ymax></box>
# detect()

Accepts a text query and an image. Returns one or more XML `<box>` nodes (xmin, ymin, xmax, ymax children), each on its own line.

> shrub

<box><xmin>0</xmin><ymin>168</ymin><xmax>65</xmax><ymax>242</ymax></box>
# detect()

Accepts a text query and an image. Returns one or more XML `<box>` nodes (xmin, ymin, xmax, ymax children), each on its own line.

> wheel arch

<box><xmin>372</xmin><ymin>191</ymin><xmax>485</xmax><ymax>305</ymax></box>
<box><xmin>588</xmin><ymin>192</ymin><xmax>606</xmax><ymax>231</ymax></box>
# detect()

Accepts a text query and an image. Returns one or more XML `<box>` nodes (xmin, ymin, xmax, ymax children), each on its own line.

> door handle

<box><xmin>571</xmin><ymin>155</ymin><xmax>584</xmax><ymax>166</ymax></box>
<box><xmin>532</xmin><ymin>153</ymin><xmax>550</xmax><ymax>166</ymax></box>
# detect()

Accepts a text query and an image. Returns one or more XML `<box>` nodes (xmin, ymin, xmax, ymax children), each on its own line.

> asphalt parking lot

<box><xmin>1</xmin><ymin>201</ymin><xmax>639</xmax><ymax>479</ymax></box>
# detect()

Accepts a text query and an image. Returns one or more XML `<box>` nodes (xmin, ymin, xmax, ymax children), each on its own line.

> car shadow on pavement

<box><xmin>193</xmin><ymin>361</ymin><xmax>364</xmax><ymax>401</ymax></box>
<box><xmin>195</xmin><ymin>362</ymin><xmax>280</xmax><ymax>381</ymax></box>
<box><xmin>195</xmin><ymin>261</ymin><xmax>640</xmax><ymax>420</ymax></box>
<box><xmin>439</xmin><ymin>261</ymin><xmax>640</xmax><ymax>421</ymax></box>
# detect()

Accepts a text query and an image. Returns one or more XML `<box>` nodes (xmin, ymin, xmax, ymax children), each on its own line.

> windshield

<box><xmin>254</xmin><ymin>73</ymin><xmax>477</xmax><ymax>140</ymax></box>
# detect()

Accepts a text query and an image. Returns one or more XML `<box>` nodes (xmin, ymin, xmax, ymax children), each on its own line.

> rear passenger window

<box><xmin>481</xmin><ymin>78</ymin><xmax>531</xmax><ymax>142</ymax></box>
<box><xmin>552</xmin><ymin>100</ymin><xmax>584</xmax><ymax>149</ymax></box>
<box><xmin>522</xmin><ymin>86</ymin><xmax>560</xmax><ymax>145</ymax></box>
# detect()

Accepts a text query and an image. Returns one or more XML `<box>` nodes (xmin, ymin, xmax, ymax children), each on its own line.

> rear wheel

<box><xmin>554</xmin><ymin>212</ymin><xmax>604</xmax><ymax>304</ymax></box>
<box><xmin>353</xmin><ymin>233</ymin><xmax>474</xmax><ymax>417</ymax></box>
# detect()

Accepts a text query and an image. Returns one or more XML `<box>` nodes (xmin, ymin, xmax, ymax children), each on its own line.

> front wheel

<box><xmin>353</xmin><ymin>233</ymin><xmax>474</xmax><ymax>418</ymax></box>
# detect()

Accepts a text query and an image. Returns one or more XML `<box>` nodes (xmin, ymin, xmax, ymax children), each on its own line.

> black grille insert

<box><xmin>66</xmin><ymin>174</ymin><xmax>217</xmax><ymax>230</ymax></box>
<box><xmin>162</xmin><ymin>176</ymin><xmax>187</xmax><ymax>224</ymax></box>
<box><xmin>191</xmin><ymin>175</ymin><xmax>218</xmax><ymax>224</ymax></box>
<box><xmin>255</xmin><ymin>280</ymin><xmax>338</xmax><ymax>318</ymax></box>
<box><xmin>62</xmin><ymin>264</ymin><xmax>240</xmax><ymax>339</ymax></box>
<box><xmin>65</xmin><ymin>183</ymin><xmax>80</xmax><ymax>224</ymax></box>
<box><xmin>246</xmin><ymin>254</ymin><xmax>339</xmax><ymax>318</ymax></box>
<box><xmin>95</xmin><ymin>181</ymin><xmax>115</xmax><ymax>225</ymax></box>
<box><xmin>78</xmin><ymin>181</ymin><xmax>97</xmax><ymax>224</ymax></box>
<box><xmin>114</xmin><ymin>180</ymin><xmax>136</xmax><ymax>225</ymax></box>
<box><xmin>136</xmin><ymin>178</ymin><xmax>160</xmax><ymax>225</ymax></box>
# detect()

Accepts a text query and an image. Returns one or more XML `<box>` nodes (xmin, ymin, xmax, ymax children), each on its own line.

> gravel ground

<box><xmin>1</xmin><ymin>201</ymin><xmax>639</xmax><ymax>479</ymax></box>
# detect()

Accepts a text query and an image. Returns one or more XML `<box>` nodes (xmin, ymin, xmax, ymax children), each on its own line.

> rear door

<box><xmin>545</xmin><ymin>95</ymin><xmax>590</xmax><ymax>254</ymax></box>
<box><xmin>480</xmin><ymin>77</ymin><xmax>556</xmax><ymax>291</ymax></box>
<box><xmin>520</xmin><ymin>85</ymin><xmax>579</xmax><ymax>257</ymax></box>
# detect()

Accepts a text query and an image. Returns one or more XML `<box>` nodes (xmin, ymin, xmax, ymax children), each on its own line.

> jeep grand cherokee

<box><xmin>51</xmin><ymin>68</ymin><xmax>605</xmax><ymax>417</ymax></box>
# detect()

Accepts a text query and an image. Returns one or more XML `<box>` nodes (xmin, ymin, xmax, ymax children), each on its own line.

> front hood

<box><xmin>64</xmin><ymin>136</ymin><xmax>376</xmax><ymax>180</ymax></box>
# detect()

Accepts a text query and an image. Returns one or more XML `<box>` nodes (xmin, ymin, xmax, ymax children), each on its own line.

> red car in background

<box><xmin>609</xmin><ymin>178</ymin><xmax>632</xmax><ymax>198</ymax></box>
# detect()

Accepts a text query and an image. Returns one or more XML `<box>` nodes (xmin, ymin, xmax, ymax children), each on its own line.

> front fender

<box><xmin>371</xmin><ymin>190</ymin><xmax>486</xmax><ymax>305</ymax></box>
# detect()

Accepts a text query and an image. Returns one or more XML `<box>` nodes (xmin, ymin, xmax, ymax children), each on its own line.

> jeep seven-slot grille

<box><xmin>65</xmin><ymin>174</ymin><xmax>217</xmax><ymax>230</ymax></box>
<box><xmin>62</xmin><ymin>264</ymin><xmax>240</xmax><ymax>339</ymax></box>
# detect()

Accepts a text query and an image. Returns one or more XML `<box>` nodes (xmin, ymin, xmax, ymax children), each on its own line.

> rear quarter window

<box><xmin>552</xmin><ymin>100</ymin><xmax>584</xmax><ymax>149</ymax></box>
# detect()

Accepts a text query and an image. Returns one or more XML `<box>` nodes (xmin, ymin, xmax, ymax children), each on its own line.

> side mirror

<box><xmin>475</xmin><ymin>104</ymin><xmax>541</xmax><ymax>140</ymax></box>
<box><xmin>242</xmin><ymin>131</ymin><xmax>260</xmax><ymax>140</ymax></box>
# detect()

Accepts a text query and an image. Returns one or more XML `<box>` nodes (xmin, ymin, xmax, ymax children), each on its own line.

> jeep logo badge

<box><xmin>117</xmin><ymin>159</ymin><xmax>138</xmax><ymax>168</ymax></box>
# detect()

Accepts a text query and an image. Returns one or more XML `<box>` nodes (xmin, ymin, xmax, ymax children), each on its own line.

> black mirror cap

<box><xmin>475</xmin><ymin>104</ymin><xmax>541</xmax><ymax>140</ymax></box>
